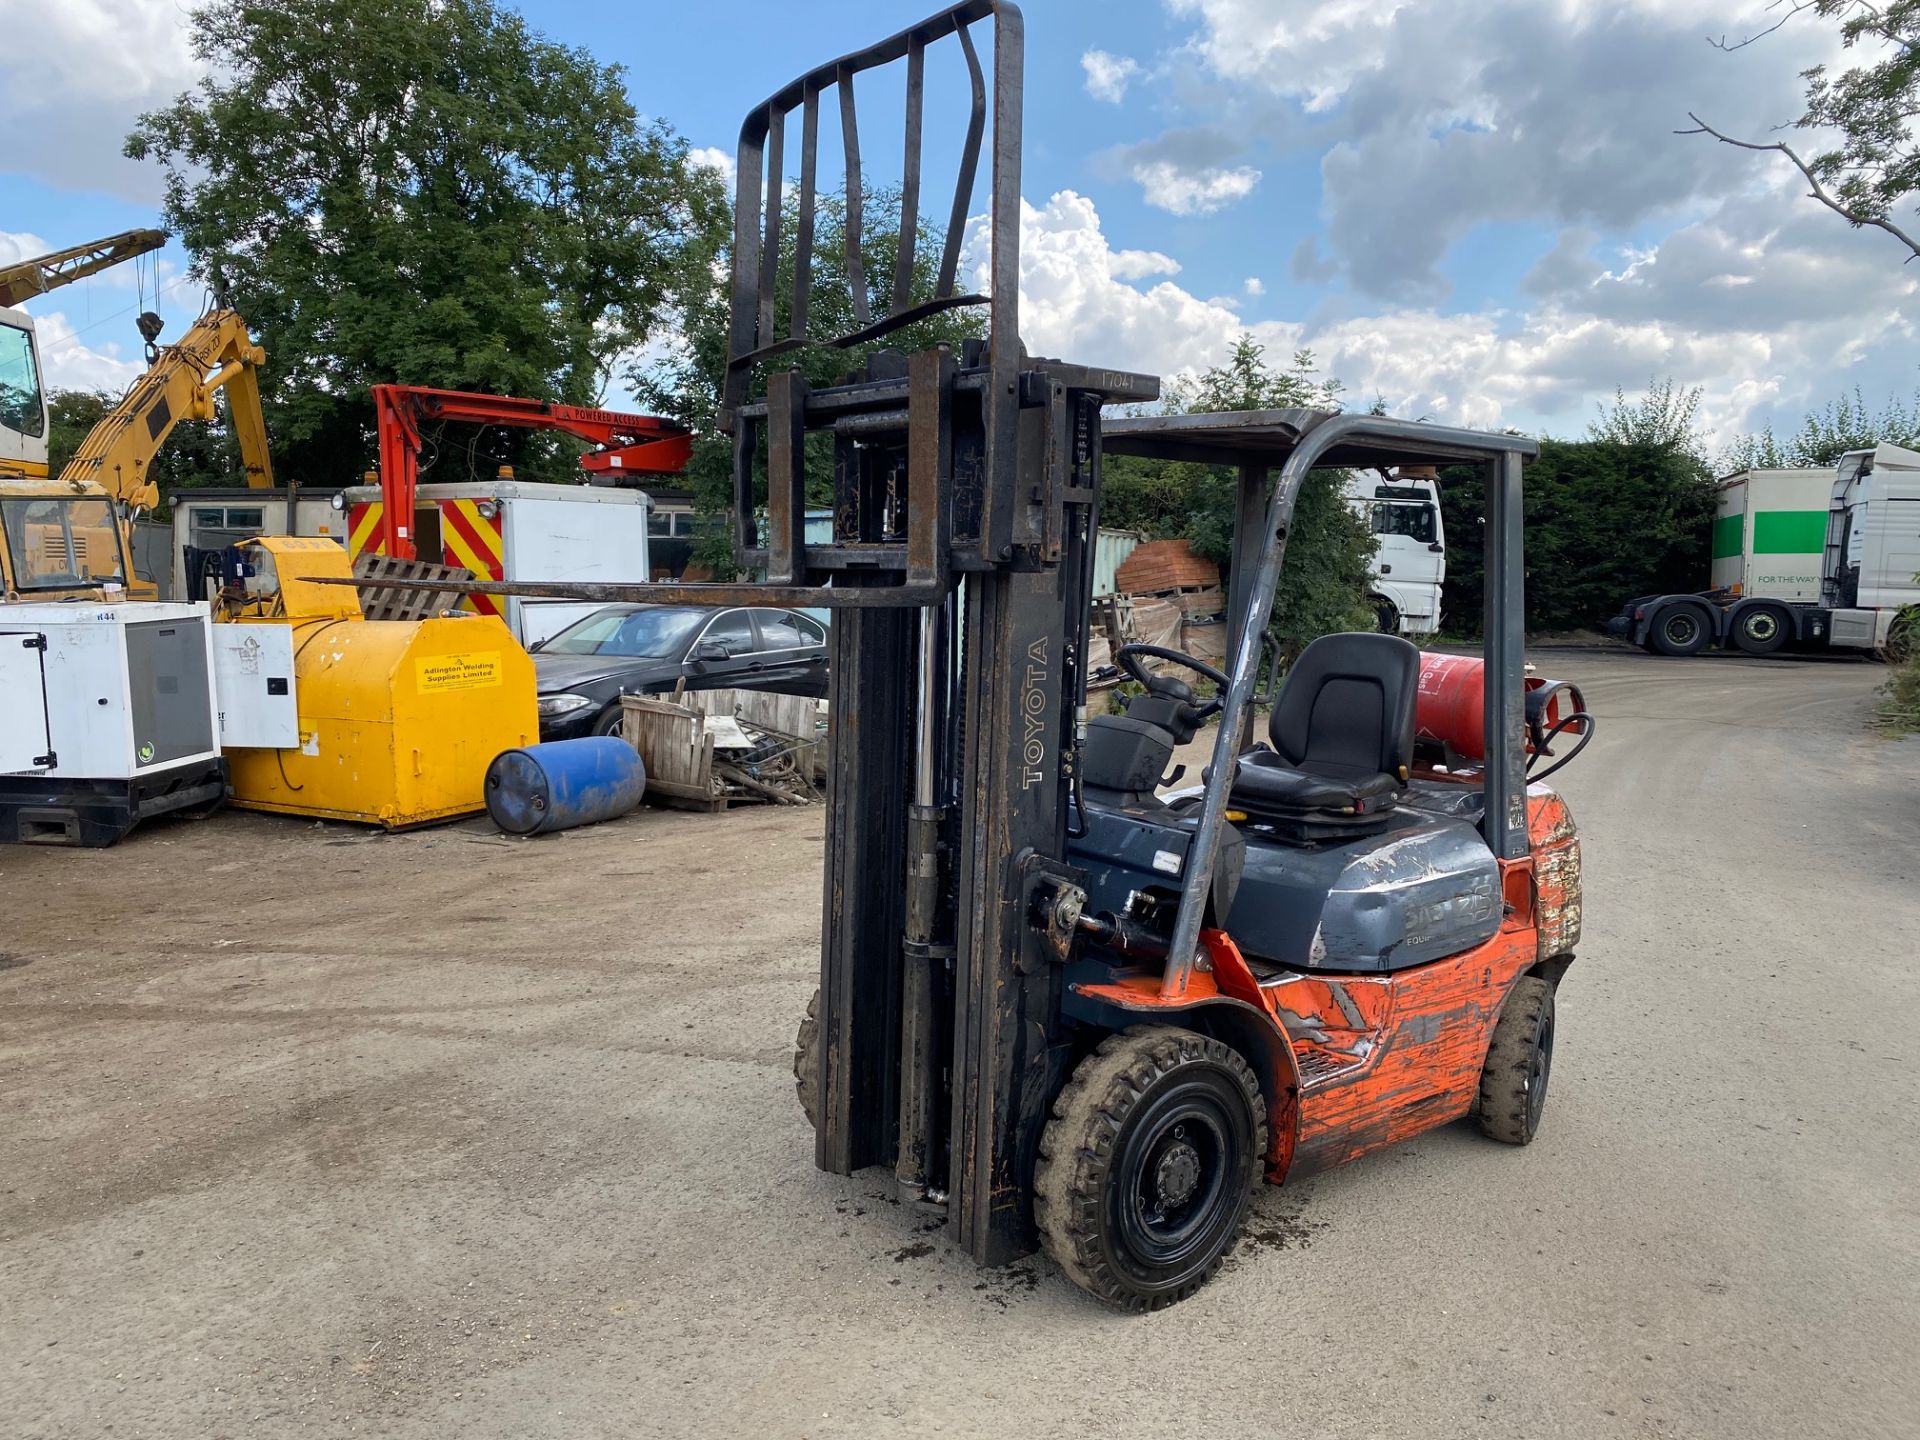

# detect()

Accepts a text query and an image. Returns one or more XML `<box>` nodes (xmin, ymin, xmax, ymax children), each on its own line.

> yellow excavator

<box><xmin>0</xmin><ymin>230</ymin><xmax>273</xmax><ymax>603</ymax></box>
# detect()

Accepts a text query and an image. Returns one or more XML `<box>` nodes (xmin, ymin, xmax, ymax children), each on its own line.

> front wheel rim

<box><xmin>1110</xmin><ymin>1079</ymin><xmax>1247</xmax><ymax>1281</ymax></box>
<box><xmin>1525</xmin><ymin>1010</ymin><xmax>1555</xmax><ymax>1132</ymax></box>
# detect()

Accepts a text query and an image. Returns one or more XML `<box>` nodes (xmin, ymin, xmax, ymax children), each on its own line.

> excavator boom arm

<box><xmin>0</xmin><ymin>229</ymin><xmax>167</xmax><ymax>308</ymax></box>
<box><xmin>57</xmin><ymin>309</ymin><xmax>274</xmax><ymax>511</ymax></box>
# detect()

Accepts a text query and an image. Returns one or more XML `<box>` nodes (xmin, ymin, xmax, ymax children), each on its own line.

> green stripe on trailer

<box><xmin>1712</xmin><ymin>513</ymin><xmax>1744</xmax><ymax>560</ymax></box>
<box><xmin>1753</xmin><ymin>509</ymin><xmax>1827</xmax><ymax>554</ymax></box>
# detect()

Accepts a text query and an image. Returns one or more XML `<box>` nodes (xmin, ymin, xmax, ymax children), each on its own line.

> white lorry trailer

<box><xmin>1344</xmin><ymin>470</ymin><xmax>1446</xmax><ymax>636</ymax></box>
<box><xmin>1612</xmin><ymin>447</ymin><xmax>1920</xmax><ymax>656</ymax></box>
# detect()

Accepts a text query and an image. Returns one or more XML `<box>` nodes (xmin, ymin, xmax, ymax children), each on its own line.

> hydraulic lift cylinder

<box><xmin>897</xmin><ymin>604</ymin><xmax>948</xmax><ymax>1197</ymax></box>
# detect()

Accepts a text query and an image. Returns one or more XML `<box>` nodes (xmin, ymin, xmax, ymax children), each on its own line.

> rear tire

<box><xmin>1731</xmin><ymin>604</ymin><xmax>1788</xmax><ymax>656</ymax></box>
<box><xmin>1475</xmin><ymin>976</ymin><xmax>1555</xmax><ymax>1145</ymax></box>
<box><xmin>1035</xmin><ymin>1027</ymin><xmax>1267</xmax><ymax>1312</ymax></box>
<box><xmin>1648</xmin><ymin>604</ymin><xmax>1710</xmax><ymax>657</ymax></box>
<box><xmin>794</xmin><ymin>988</ymin><xmax>820</xmax><ymax>1129</ymax></box>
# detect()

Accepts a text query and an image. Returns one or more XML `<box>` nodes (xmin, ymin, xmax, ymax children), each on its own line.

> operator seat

<box><xmin>1229</xmin><ymin>632</ymin><xmax>1419</xmax><ymax>839</ymax></box>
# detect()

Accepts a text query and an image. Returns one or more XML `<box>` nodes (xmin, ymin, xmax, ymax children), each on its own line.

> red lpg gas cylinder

<box><xmin>1414</xmin><ymin>652</ymin><xmax>1588</xmax><ymax>761</ymax></box>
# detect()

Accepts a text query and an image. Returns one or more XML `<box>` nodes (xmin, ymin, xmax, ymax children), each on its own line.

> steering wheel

<box><xmin>1115</xmin><ymin>643</ymin><xmax>1232</xmax><ymax>718</ymax></box>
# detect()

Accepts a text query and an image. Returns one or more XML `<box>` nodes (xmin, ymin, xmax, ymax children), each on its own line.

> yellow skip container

<box><xmin>221</xmin><ymin>537</ymin><xmax>538</xmax><ymax>827</ymax></box>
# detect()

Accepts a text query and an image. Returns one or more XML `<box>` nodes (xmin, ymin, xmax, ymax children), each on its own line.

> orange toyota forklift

<box><xmin>354</xmin><ymin>0</ymin><xmax>1594</xmax><ymax>1310</ymax></box>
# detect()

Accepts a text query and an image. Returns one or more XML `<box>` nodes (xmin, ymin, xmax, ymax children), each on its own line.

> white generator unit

<box><xmin>0</xmin><ymin>601</ymin><xmax>229</xmax><ymax>846</ymax></box>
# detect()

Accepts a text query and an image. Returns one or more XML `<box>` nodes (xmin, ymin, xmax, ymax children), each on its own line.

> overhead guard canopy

<box><xmin>1101</xmin><ymin>408</ymin><xmax>1537</xmax><ymax>472</ymax></box>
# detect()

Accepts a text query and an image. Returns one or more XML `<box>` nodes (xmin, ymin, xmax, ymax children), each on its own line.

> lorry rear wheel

<box><xmin>1731</xmin><ymin>604</ymin><xmax>1788</xmax><ymax>656</ymax></box>
<box><xmin>1648</xmin><ymin>605</ymin><xmax>1710</xmax><ymax>657</ymax></box>
<box><xmin>1035</xmin><ymin>1026</ymin><xmax>1267</xmax><ymax>1312</ymax></box>
<box><xmin>1475</xmin><ymin>976</ymin><xmax>1555</xmax><ymax>1145</ymax></box>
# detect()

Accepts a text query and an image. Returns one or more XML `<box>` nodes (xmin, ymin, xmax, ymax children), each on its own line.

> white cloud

<box><xmin>1081</xmin><ymin>50</ymin><xmax>1141</xmax><ymax>104</ymax></box>
<box><xmin>24</xmin><ymin>308</ymin><xmax>145</xmax><ymax>396</ymax></box>
<box><xmin>968</xmin><ymin>192</ymin><xmax>1246</xmax><ymax>379</ymax></box>
<box><xmin>687</xmin><ymin>145</ymin><xmax>737</xmax><ymax>189</ymax></box>
<box><xmin>1110</xmin><ymin>248</ymin><xmax>1182</xmax><ymax>281</ymax></box>
<box><xmin>978</xmin><ymin>188</ymin><xmax>1917</xmax><ymax>448</ymax></box>
<box><xmin>1165</xmin><ymin>0</ymin><xmax>1824</xmax><ymax>107</ymax></box>
<box><xmin>1102</xmin><ymin>127</ymin><xmax>1264</xmax><ymax>216</ymax></box>
<box><xmin>1133</xmin><ymin>161</ymin><xmax>1261</xmax><ymax>216</ymax></box>
<box><xmin>1244</xmin><ymin>277</ymin><xmax>1265</xmax><ymax>296</ymax></box>
<box><xmin>1160</xmin><ymin>0</ymin><xmax>1857</xmax><ymax>299</ymax></box>
<box><xmin>0</xmin><ymin>232</ymin><xmax>50</xmax><ymax>266</ymax></box>
<box><xmin>0</xmin><ymin>0</ymin><xmax>204</xmax><ymax>202</ymax></box>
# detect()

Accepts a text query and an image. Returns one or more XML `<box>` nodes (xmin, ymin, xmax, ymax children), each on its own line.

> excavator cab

<box><xmin>0</xmin><ymin>489</ymin><xmax>131</xmax><ymax>598</ymax></box>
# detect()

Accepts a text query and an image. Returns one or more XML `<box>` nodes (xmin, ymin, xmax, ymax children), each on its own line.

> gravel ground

<box><xmin>3</xmin><ymin>647</ymin><xmax>1917</xmax><ymax>1439</ymax></box>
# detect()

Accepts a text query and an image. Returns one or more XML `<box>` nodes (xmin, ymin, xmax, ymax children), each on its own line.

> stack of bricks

<box><xmin>1113</xmin><ymin>539</ymin><xmax>1224</xmax><ymax>619</ymax></box>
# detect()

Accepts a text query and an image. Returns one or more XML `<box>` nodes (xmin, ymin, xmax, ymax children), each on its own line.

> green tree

<box><xmin>1686</xmin><ymin>1</ymin><xmax>1920</xmax><ymax>259</ymax></box>
<box><xmin>1101</xmin><ymin>335</ymin><xmax>1376</xmax><ymax>656</ymax></box>
<box><xmin>633</xmin><ymin>190</ymin><xmax>987</xmax><ymax>574</ymax></box>
<box><xmin>1587</xmin><ymin>377</ymin><xmax>1708</xmax><ymax>457</ymax></box>
<box><xmin>125</xmin><ymin>0</ymin><xmax>728</xmax><ymax>486</ymax></box>
<box><xmin>1438</xmin><ymin>439</ymin><xmax>1719</xmax><ymax>634</ymax></box>
<box><xmin>1722</xmin><ymin>386</ymin><xmax>1920</xmax><ymax>469</ymax></box>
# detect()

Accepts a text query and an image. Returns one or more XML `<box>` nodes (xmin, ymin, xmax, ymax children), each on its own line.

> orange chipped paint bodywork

<box><xmin>1071</xmin><ymin>786</ymin><xmax>1582</xmax><ymax>1187</ymax></box>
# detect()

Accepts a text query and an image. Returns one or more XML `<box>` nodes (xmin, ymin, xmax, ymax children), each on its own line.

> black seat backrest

<box><xmin>1269</xmin><ymin>632</ymin><xmax>1420</xmax><ymax>778</ymax></box>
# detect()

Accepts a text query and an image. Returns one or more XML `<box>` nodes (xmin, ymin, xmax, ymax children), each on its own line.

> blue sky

<box><xmin>3</xmin><ymin>0</ymin><xmax>1914</xmax><ymax>454</ymax></box>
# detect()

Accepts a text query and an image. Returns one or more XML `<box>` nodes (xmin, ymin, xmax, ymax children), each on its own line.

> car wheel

<box><xmin>593</xmin><ymin>704</ymin><xmax>627</xmax><ymax>739</ymax></box>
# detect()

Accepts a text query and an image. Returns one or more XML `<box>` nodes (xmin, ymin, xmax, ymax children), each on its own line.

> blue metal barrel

<box><xmin>485</xmin><ymin>737</ymin><xmax>647</xmax><ymax>836</ymax></box>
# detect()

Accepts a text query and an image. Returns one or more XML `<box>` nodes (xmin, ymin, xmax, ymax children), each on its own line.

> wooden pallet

<box><xmin>354</xmin><ymin>553</ymin><xmax>477</xmax><ymax>621</ymax></box>
<box><xmin>619</xmin><ymin>695</ymin><xmax>729</xmax><ymax>811</ymax></box>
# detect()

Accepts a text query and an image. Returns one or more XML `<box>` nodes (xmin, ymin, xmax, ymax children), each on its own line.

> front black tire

<box><xmin>1373</xmin><ymin>598</ymin><xmax>1400</xmax><ymax>635</ymax></box>
<box><xmin>1035</xmin><ymin>1027</ymin><xmax>1267</xmax><ymax>1312</ymax></box>
<box><xmin>1648</xmin><ymin>604</ymin><xmax>1710</xmax><ymax>657</ymax></box>
<box><xmin>1731</xmin><ymin>604</ymin><xmax>1788</xmax><ymax>656</ymax></box>
<box><xmin>593</xmin><ymin>704</ymin><xmax>627</xmax><ymax>739</ymax></box>
<box><xmin>1475</xmin><ymin>975</ymin><xmax>1556</xmax><ymax>1145</ymax></box>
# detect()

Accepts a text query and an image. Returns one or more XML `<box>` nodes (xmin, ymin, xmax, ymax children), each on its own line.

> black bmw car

<box><xmin>532</xmin><ymin>603</ymin><xmax>830</xmax><ymax>740</ymax></box>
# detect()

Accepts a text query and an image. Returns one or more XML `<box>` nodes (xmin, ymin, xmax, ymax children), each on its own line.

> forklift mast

<box><xmin>717</xmin><ymin>0</ymin><xmax>1157</xmax><ymax>1263</ymax></box>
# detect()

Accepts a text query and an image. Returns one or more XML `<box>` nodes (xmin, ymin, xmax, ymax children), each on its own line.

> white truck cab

<box><xmin>1824</xmin><ymin>442</ymin><xmax>1920</xmax><ymax>650</ymax></box>
<box><xmin>1346</xmin><ymin>469</ymin><xmax>1445</xmax><ymax>636</ymax></box>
